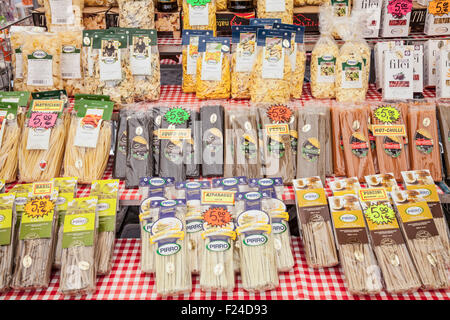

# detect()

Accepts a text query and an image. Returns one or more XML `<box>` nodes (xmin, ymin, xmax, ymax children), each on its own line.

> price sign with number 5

<box><xmin>388</xmin><ymin>0</ymin><xmax>413</xmax><ymax>18</ymax></box>
<box><xmin>28</xmin><ymin>111</ymin><xmax>58</xmax><ymax>129</ymax></box>
<box><xmin>428</xmin><ymin>0</ymin><xmax>450</xmax><ymax>16</ymax></box>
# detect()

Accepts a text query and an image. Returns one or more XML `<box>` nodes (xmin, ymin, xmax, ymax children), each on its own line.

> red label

<box><xmin>27</xmin><ymin>112</ymin><xmax>58</xmax><ymax>129</ymax></box>
<box><xmin>415</xmin><ymin>139</ymin><xmax>433</xmax><ymax>146</ymax></box>
<box><xmin>388</xmin><ymin>0</ymin><xmax>413</xmax><ymax>18</ymax></box>
<box><xmin>389</xmin><ymin>19</ymin><xmax>407</xmax><ymax>25</ymax></box>
<box><xmin>389</xmin><ymin>81</ymin><xmax>410</xmax><ymax>87</ymax></box>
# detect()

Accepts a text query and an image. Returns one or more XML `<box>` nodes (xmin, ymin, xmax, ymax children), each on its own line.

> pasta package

<box><xmin>0</xmin><ymin>91</ymin><xmax>30</xmax><ymax>135</ymax></box>
<box><xmin>250</xmin><ymin>29</ymin><xmax>292</xmax><ymax>104</ymax></box>
<box><xmin>0</xmin><ymin>193</ymin><xmax>16</xmax><ymax>293</ymax></box>
<box><xmin>364</xmin><ymin>172</ymin><xmax>397</xmax><ymax>191</ymax></box>
<box><xmin>329</xmin><ymin>177</ymin><xmax>361</xmax><ymax>196</ymax></box>
<box><xmin>201</xmin><ymin>104</ymin><xmax>224</xmax><ymax>177</ymax></box>
<box><xmin>330</xmin><ymin>0</ymin><xmax>352</xmax><ymax>38</ymax></box>
<box><xmin>257</xmin><ymin>0</ymin><xmax>294</xmax><ymax>24</ymax></box>
<box><xmin>91</xmin><ymin>179</ymin><xmax>120</xmax><ymax>276</ymax></box>
<box><xmin>18</xmin><ymin>99</ymin><xmax>66</xmax><ymax>182</ymax></box>
<box><xmin>84</xmin><ymin>0</ymin><xmax>117</xmax><ymax>5</ymax></box>
<box><xmin>248</xmin><ymin>177</ymin><xmax>284</xmax><ymax>200</ymax></box>
<box><xmin>407</xmin><ymin>102</ymin><xmax>442</xmax><ymax>182</ymax></box>
<box><xmin>183</xmin><ymin>0</ymin><xmax>217</xmax><ymax>36</ymax></box>
<box><xmin>293</xmin><ymin>177</ymin><xmax>339</xmax><ymax>268</ymax></box>
<box><xmin>22</xmin><ymin>32</ymin><xmax>63</xmax><ymax>93</ymax></box>
<box><xmin>118</xmin><ymin>0</ymin><xmax>155</xmax><ymax>29</ymax></box>
<box><xmin>139</xmin><ymin>176</ymin><xmax>177</xmax><ymax>201</ymax></box>
<box><xmin>150</xmin><ymin>199</ymin><xmax>192</xmax><ymax>296</ymax></box>
<box><xmin>113</xmin><ymin>108</ymin><xmax>128</xmax><ymax>180</ymax></box>
<box><xmin>249</xmin><ymin>18</ymin><xmax>281</xmax><ymax>28</ymax></box>
<box><xmin>82</xmin><ymin>29</ymin><xmax>104</xmax><ymax>95</ymax></box>
<box><xmin>185</xmin><ymin>111</ymin><xmax>201</xmax><ymax>178</ymax></box>
<box><xmin>212</xmin><ymin>176</ymin><xmax>250</xmax><ymax>192</ymax></box>
<box><xmin>437</xmin><ymin>101</ymin><xmax>450</xmax><ymax>175</ymax></box>
<box><xmin>294</xmin><ymin>0</ymin><xmax>306</xmax><ymax>5</ymax></box>
<box><xmin>63</xmin><ymin>99</ymin><xmax>114</xmax><ymax>184</ymax></box>
<box><xmin>235</xmin><ymin>191</ymin><xmax>279</xmax><ymax>291</ymax></box>
<box><xmin>59</xmin><ymin>196</ymin><xmax>98</xmax><ymax>296</ymax></box>
<box><xmin>310</xmin><ymin>5</ymin><xmax>339</xmax><ymax>99</ymax></box>
<box><xmin>182</xmin><ymin>30</ymin><xmax>213</xmax><ymax>93</ymax></box>
<box><xmin>196</xmin><ymin>36</ymin><xmax>231</xmax><ymax>99</ymax></box>
<box><xmin>129</xmin><ymin>29</ymin><xmax>160</xmax><ymax>102</ymax></box>
<box><xmin>0</xmin><ymin>102</ymin><xmax>21</xmax><ymax>183</ymax></box>
<box><xmin>391</xmin><ymin>188</ymin><xmax>450</xmax><ymax>290</ymax></box>
<box><xmin>11</xmin><ymin>184</ymin><xmax>59</xmax><ymax>290</ymax></box>
<box><xmin>152</xmin><ymin>107</ymin><xmax>161</xmax><ymax>175</ymax></box>
<box><xmin>83</xmin><ymin>7</ymin><xmax>107</xmax><ymax>30</ymax></box>
<box><xmin>43</xmin><ymin>0</ymin><xmax>83</xmax><ymax>32</ymax></box>
<box><xmin>272</xmin><ymin>23</ymin><xmax>306</xmax><ymax>99</ymax></box>
<box><xmin>329</xmin><ymin>193</ymin><xmax>383</xmax><ymax>295</ymax></box>
<box><xmin>330</xmin><ymin>102</ymin><xmax>346</xmax><ymax>176</ymax></box>
<box><xmin>58</xmin><ymin>29</ymin><xmax>84</xmax><ymax>97</ymax></box>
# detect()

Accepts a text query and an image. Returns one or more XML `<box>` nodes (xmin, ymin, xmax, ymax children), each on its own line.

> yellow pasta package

<box><xmin>182</xmin><ymin>29</ymin><xmax>213</xmax><ymax>93</ymax></box>
<box><xmin>118</xmin><ymin>0</ymin><xmax>155</xmax><ymax>29</ymax></box>
<box><xmin>43</xmin><ymin>0</ymin><xmax>84</xmax><ymax>32</ymax></box>
<box><xmin>195</xmin><ymin>36</ymin><xmax>231</xmax><ymax>99</ymax></box>
<box><xmin>183</xmin><ymin>0</ymin><xmax>217</xmax><ymax>36</ymax></box>
<box><xmin>249</xmin><ymin>28</ymin><xmax>292</xmax><ymax>104</ymax></box>
<box><xmin>22</xmin><ymin>32</ymin><xmax>63</xmax><ymax>93</ymax></box>
<box><xmin>257</xmin><ymin>0</ymin><xmax>294</xmax><ymax>24</ymax></box>
<box><xmin>58</xmin><ymin>28</ymin><xmax>84</xmax><ymax>97</ymax></box>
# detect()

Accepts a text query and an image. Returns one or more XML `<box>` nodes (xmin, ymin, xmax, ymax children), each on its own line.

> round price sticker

<box><xmin>203</xmin><ymin>207</ymin><xmax>233</xmax><ymax>227</ymax></box>
<box><xmin>428</xmin><ymin>0</ymin><xmax>450</xmax><ymax>16</ymax></box>
<box><xmin>24</xmin><ymin>198</ymin><xmax>54</xmax><ymax>219</ymax></box>
<box><xmin>365</xmin><ymin>204</ymin><xmax>396</xmax><ymax>225</ymax></box>
<box><xmin>387</xmin><ymin>0</ymin><xmax>413</xmax><ymax>18</ymax></box>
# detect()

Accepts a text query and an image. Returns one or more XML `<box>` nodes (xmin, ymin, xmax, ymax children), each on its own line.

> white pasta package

<box><xmin>424</xmin><ymin>39</ymin><xmax>450</xmax><ymax>88</ymax></box>
<box><xmin>234</xmin><ymin>191</ymin><xmax>279</xmax><ymax>292</ymax></box>
<box><xmin>382</xmin><ymin>46</ymin><xmax>414</xmax><ymax>101</ymax></box>
<box><xmin>380</xmin><ymin>0</ymin><xmax>412</xmax><ymax>37</ymax></box>
<box><xmin>199</xmin><ymin>189</ymin><xmax>237</xmax><ymax>292</ymax></box>
<box><xmin>352</xmin><ymin>0</ymin><xmax>382</xmax><ymax>37</ymax></box>
<box><xmin>330</xmin><ymin>0</ymin><xmax>352</xmax><ymax>38</ymax></box>
<box><xmin>374</xmin><ymin>40</ymin><xmax>402</xmax><ymax>90</ymax></box>
<box><xmin>58</xmin><ymin>28</ymin><xmax>84</xmax><ymax>97</ymax></box>
<box><xmin>118</xmin><ymin>0</ymin><xmax>155</xmax><ymax>29</ymax></box>
<box><xmin>149</xmin><ymin>199</ymin><xmax>192</xmax><ymax>296</ymax></box>
<box><xmin>212</xmin><ymin>177</ymin><xmax>251</xmax><ymax>193</ymax></box>
<box><xmin>248</xmin><ymin>178</ymin><xmax>285</xmax><ymax>201</ymax></box>
<box><xmin>436</xmin><ymin>44</ymin><xmax>450</xmax><ymax>99</ymax></box>
<box><xmin>424</xmin><ymin>3</ymin><xmax>450</xmax><ymax>36</ymax></box>
<box><xmin>43</xmin><ymin>0</ymin><xmax>83</xmax><ymax>32</ymax></box>
<box><xmin>404</xmin><ymin>44</ymin><xmax>424</xmax><ymax>95</ymax></box>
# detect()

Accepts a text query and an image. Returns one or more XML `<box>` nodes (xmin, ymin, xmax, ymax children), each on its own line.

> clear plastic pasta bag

<box><xmin>310</xmin><ymin>5</ymin><xmax>339</xmax><ymax>99</ymax></box>
<box><xmin>235</xmin><ymin>191</ymin><xmax>279</xmax><ymax>292</ymax></box>
<box><xmin>0</xmin><ymin>102</ymin><xmax>21</xmax><ymax>183</ymax></box>
<box><xmin>330</xmin><ymin>0</ymin><xmax>352</xmax><ymax>39</ymax></box>
<box><xmin>22</xmin><ymin>32</ymin><xmax>63</xmax><ymax>93</ymax></box>
<box><xmin>249</xmin><ymin>28</ymin><xmax>292</xmax><ymax>104</ymax></box>
<box><xmin>63</xmin><ymin>99</ymin><xmax>114</xmax><ymax>184</ymax></box>
<box><xmin>57</xmin><ymin>28</ymin><xmax>84</xmax><ymax>97</ymax></box>
<box><xmin>18</xmin><ymin>99</ymin><xmax>66</xmax><ymax>183</ymax></box>
<box><xmin>257</xmin><ymin>0</ymin><xmax>294</xmax><ymax>24</ymax></box>
<box><xmin>82</xmin><ymin>30</ymin><xmax>102</xmax><ymax>95</ymax></box>
<box><xmin>182</xmin><ymin>30</ymin><xmax>213</xmax><ymax>93</ymax></box>
<box><xmin>0</xmin><ymin>193</ymin><xmax>16</xmax><ymax>293</ymax></box>
<box><xmin>196</xmin><ymin>36</ymin><xmax>231</xmax><ymax>99</ymax></box>
<box><xmin>118</xmin><ymin>0</ymin><xmax>155</xmax><ymax>29</ymax></box>
<box><xmin>183</xmin><ymin>0</ymin><xmax>217</xmax><ymax>36</ymax></box>
<box><xmin>43</xmin><ymin>0</ymin><xmax>83</xmax><ymax>32</ymax></box>
<box><xmin>59</xmin><ymin>196</ymin><xmax>98</xmax><ymax>296</ymax></box>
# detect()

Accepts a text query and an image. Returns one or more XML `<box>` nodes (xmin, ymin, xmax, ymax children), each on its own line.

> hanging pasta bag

<box><xmin>0</xmin><ymin>102</ymin><xmax>21</xmax><ymax>183</ymax></box>
<box><xmin>43</xmin><ymin>0</ymin><xmax>83</xmax><ymax>32</ymax></box>
<box><xmin>183</xmin><ymin>0</ymin><xmax>217</xmax><ymax>35</ymax></box>
<box><xmin>58</xmin><ymin>28</ymin><xmax>84</xmax><ymax>97</ymax></box>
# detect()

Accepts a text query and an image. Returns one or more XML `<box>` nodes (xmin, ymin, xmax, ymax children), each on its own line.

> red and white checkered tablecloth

<box><xmin>0</xmin><ymin>237</ymin><xmax>448</xmax><ymax>300</ymax></box>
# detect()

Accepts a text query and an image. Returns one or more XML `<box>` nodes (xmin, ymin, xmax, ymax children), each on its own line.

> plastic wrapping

<box><xmin>185</xmin><ymin>110</ymin><xmax>201</xmax><ymax>178</ymax></box>
<box><xmin>0</xmin><ymin>193</ymin><xmax>16</xmax><ymax>293</ymax></box>
<box><xmin>113</xmin><ymin>108</ymin><xmax>128</xmax><ymax>179</ymax></box>
<box><xmin>249</xmin><ymin>29</ymin><xmax>292</xmax><ymax>104</ymax></box>
<box><xmin>118</xmin><ymin>0</ymin><xmax>155</xmax><ymax>28</ymax></box>
<box><xmin>257</xmin><ymin>0</ymin><xmax>294</xmax><ymax>24</ymax></box>
<box><xmin>294</xmin><ymin>0</ymin><xmax>306</xmax><ymax>5</ymax></box>
<box><xmin>183</xmin><ymin>0</ymin><xmax>217</xmax><ymax>35</ymax></box>
<box><xmin>201</xmin><ymin>104</ymin><xmax>225</xmax><ymax>177</ymax></box>
<box><xmin>83</xmin><ymin>7</ymin><xmax>107</xmax><ymax>29</ymax></box>
<box><xmin>330</xmin><ymin>0</ymin><xmax>352</xmax><ymax>39</ymax></box>
<box><xmin>0</xmin><ymin>102</ymin><xmax>21</xmax><ymax>183</ymax></box>
<box><xmin>59</xmin><ymin>196</ymin><xmax>98</xmax><ymax>296</ymax></box>
<box><xmin>58</xmin><ymin>29</ymin><xmax>84</xmax><ymax>97</ymax></box>
<box><xmin>196</xmin><ymin>36</ymin><xmax>231</xmax><ymax>99</ymax></box>
<box><xmin>248</xmin><ymin>178</ymin><xmax>284</xmax><ymax>200</ymax></box>
<box><xmin>152</xmin><ymin>107</ymin><xmax>161</xmax><ymax>176</ymax></box>
<box><xmin>82</xmin><ymin>30</ymin><xmax>102</xmax><ymax>95</ymax></box>
<box><xmin>330</xmin><ymin>102</ymin><xmax>346</xmax><ymax>176</ymax></box>
<box><xmin>43</xmin><ymin>0</ymin><xmax>83</xmax><ymax>32</ymax></box>
<box><xmin>437</xmin><ymin>100</ymin><xmax>450</xmax><ymax>175</ymax></box>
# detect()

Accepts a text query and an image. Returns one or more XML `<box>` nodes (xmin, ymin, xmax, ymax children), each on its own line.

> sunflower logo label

<box><xmin>365</xmin><ymin>204</ymin><xmax>396</xmax><ymax>225</ymax></box>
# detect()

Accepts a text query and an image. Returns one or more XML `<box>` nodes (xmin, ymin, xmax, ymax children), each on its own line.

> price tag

<box><xmin>387</xmin><ymin>0</ymin><xmax>413</xmax><ymax>18</ymax></box>
<box><xmin>365</xmin><ymin>204</ymin><xmax>396</xmax><ymax>226</ymax></box>
<box><xmin>27</xmin><ymin>111</ymin><xmax>58</xmax><ymax>129</ymax></box>
<box><xmin>203</xmin><ymin>207</ymin><xmax>233</xmax><ymax>227</ymax></box>
<box><xmin>428</xmin><ymin>0</ymin><xmax>450</xmax><ymax>16</ymax></box>
<box><xmin>24</xmin><ymin>198</ymin><xmax>54</xmax><ymax>219</ymax></box>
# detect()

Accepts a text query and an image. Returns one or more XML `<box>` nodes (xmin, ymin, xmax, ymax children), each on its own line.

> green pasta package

<box><xmin>0</xmin><ymin>193</ymin><xmax>16</xmax><ymax>293</ymax></box>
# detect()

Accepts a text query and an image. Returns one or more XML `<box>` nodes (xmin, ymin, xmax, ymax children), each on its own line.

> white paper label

<box><xmin>15</xmin><ymin>52</ymin><xmax>23</xmax><ymax>79</ymax></box>
<box><xmin>100</xmin><ymin>46</ymin><xmax>122</xmax><ymax>81</ymax></box>
<box><xmin>262</xmin><ymin>39</ymin><xmax>285</xmax><ymax>79</ymax></box>
<box><xmin>130</xmin><ymin>44</ymin><xmax>152</xmax><ymax>76</ymax></box>
<box><xmin>235</xmin><ymin>33</ymin><xmax>257</xmax><ymax>72</ymax></box>
<box><xmin>61</xmin><ymin>47</ymin><xmax>81</xmax><ymax>79</ymax></box>
<box><xmin>341</xmin><ymin>60</ymin><xmax>363</xmax><ymax>88</ymax></box>
<box><xmin>49</xmin><ymin>0</ymin><xmax>75</xmax><ymax>25</ymax></box>
<box><xmin>74</xmin><ymin>109</ymin><xmax>104</xmax><ymax>148</ymax></box>
<box><xmin>317</xmin><ymin>55</ymin><xmax>336</xmax><ymax>83</ymax></box>
<box><xmin>266</xmin><ymin>0</ymin><xmax>285</xmax><ymax>12</ymax></box>
<box><xmin>26</xmin><ymin>128</ymin><xmax>51</xmax><ymax>150</ymax></box>
<box><xmin>189</xmin><ymin>4</ymin><xmax>209</xmax><ymax>26</ymax></box>
<box><xmin>201</xmin><ymin>43</ymin><xmax>223</xmax><ymax>81</ymax></box>
<box><xmin>26</xmin><ymin>58</ymin><xmax>53</xmax><ymax>86</ymax></box>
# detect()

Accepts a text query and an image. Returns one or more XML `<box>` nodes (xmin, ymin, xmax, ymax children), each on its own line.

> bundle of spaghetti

<box><xmin>185</xmin><ymin>199</ymin><xmax>207</xmax><ymax>274</ymax></box>
<box><xmin>18</xmin><ymin>118</ymin><xmax>66</xmax><ymax>182</ymax></box>
<box><xmin>43</xmin><ymin>0</ymin><xmax>83</xmax><ymax>32</ymax></box>
<box><xmin>57</xmin><ymin>28</ymin><xmax>84</xmax><ymax>97</ymax></box>
<box><xmin>330</xmin><ymin>102</ymin><xmax>346</xmax><ymax>176</ymax></box>
<box><xmin>63</xmin><ymin>114</ymin><xmax>111</xmax><ymax>184</ymax></box>
<box><xmin>0</xmin><ymin>194</ymin><xmax>16</xmax><ymax>293</ymax></box>
<box><xmin>223</xmin><ymin>106</ymin><xmax>236</xmax><ymax>177</ymax></box>
<box><xmin>234</xmin><ymin>195</ymin><xmax>278</xmax><ymax>291</ymax></box>
<box><xmin>182</xmin><ymin>0</ymin><xmax>217</xmax><ymax>35</ymax></box>
<box><xmin>0</xmin><ymin>117</ymin><xmax>21</xmax><ymax>183</ymax></box>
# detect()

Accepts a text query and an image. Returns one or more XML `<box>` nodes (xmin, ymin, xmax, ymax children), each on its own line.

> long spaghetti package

<box><xmin>183</xmin><ymin>0</ymin><xmax>217</xmax><ymax>36</ymax></box>
<box><xmin>272</xmin><ymin>23</ymin><xmax>306</xmax><ymax>99</ymax></box>
<box><xmin>113</xmin><ymin>108</ymin><xmax>128</xmax><ymax>179</ymax></box>
<box><xmin>235</xmin><ymin>191</ymin><xmax>278</xmax><ymax>292</ymax></box>
<box><xmin>118</xmin><ymin>0</ymin><xmax>155</xmax><ymax>29</ymax></box>
<box><xmin>0</xmin><ymin>91</ymin><xmax>31</xmax><ymax>133</ymax></box>
<box><xmin>182</xmin><ymin>30</ymin><xmax>213</xmax><ymax>93</ymax></box>
<box><xmin>11</xmin><ymin>185</ymin><xmax>59</xmax><ymax>290</ymax></box>
<box><xmin>91</xmin><ymin>179</ymin><xmax>119</xmax><ymax>276</ymax></box>
<box><xmin>359</xmin><ymin>189</ymin><xmax>421</xmax><ymax>294</ymax></box>
<box><xmin>339</xmin><ymin>103</ymin><xmax>376</xmax><ymax>182</ymax></box>
<box><xmin>437</xmin><ymin>100</ymin><xmax>450</xmax><ymax>175</ymax></box>
<box><xmin>22</xmin><ymin>32</ymin><xmax>63</xmax><ymax>93</ymax></box>
<box><xmin>257</xmin><ymin>0</ymin><xmax>294</xmax><ymax>24</ymax></box>
<box><xmin>293</xmin><ymin>177</ymin><xmax>339</xmax><ymax>268</ymax></box>
<box><xmin>18</xmin><ymin>99</ymin><xmax>66</xmax><ymax>182</ymax></box>
<box><xmin>63</xmin><ymin>99</ymin><xmax>114</xmax><ymax>184</ymax></box>
<box><xmin>149</xmin><ymin>199</ymin><xmax>192</xmax><ymax>296</ymax></box>
<box><xmin>391</xmin><ymin>188</ymin><xmax>449</xmax><ymax>290</ymax></box>
<box><xmin>330</xmin><ymin>101</ymin><xmax>346</xmax><ymax>176</ymax></box>
<box><xmin>59</xmin><ymin>196</ymin><xmax>98</xmax><ymax>296</ymax></box>
<box><xmin>57</xmin><ymin>29</ymin><xmax>84</xmax><ymax>97</ymax></box>
<box><xmin>296</xmin><ymin>101</ymin><xmax>331</xmax><ymax>184</ymax></box>
<box><xmin>329</xmin><ymin>193</ymin><xmax>383</xmax><ymax>295</ymax></box>
<box><xmin>0</xmin><ymin>193</ymin><xmax>16</xmax><ymax>292</ymax></box>
<box><xmin>407</xmin><ymin>102</ymin><xmax>443</xmax><ymax>182</ymax></box>
<box><xmin>369</xmin><ymin>102</ymin><xmax>409</xmax><ymax>181</ymax></box>
<box><xmin>0</xmin><ymin>102</ymin><xmax>21</xmax><ymax>183</ymax></box>
<box><xmin>185</xmin><ymin>110</ymin><xmax>201</xmax><ymax>178</ymax></box>
<box><xmin>81</xmin><ymin>29</ymin><xmax>103</xmax><ymax>95</ymax></box>
<box><xmin>231</xmin><ymin>26</ymin><xmax>258</xmax><ymax>99</ymax></box>
<box><xmin>43</xmin><ymin>0</ymin><xmax>83</xmax><ymax>32</ymax></box>
<box><xmin>257</xmin><ymin>103</ymin><xmax>295</xmax><ymax>183</ymax></box>
<box><xmin>201</xmin><ymin>103</ymin><xmax>225</xmax><ymax>177</ymax></box>
<box><xmin>249</xmin><ymin>28</ymin><xmax>292</xmax><ymax>104</ymax></box>
<box><xmin>310</xmin><ymin>5</ymin><xmax>339</xmax><ymax>99</ymax></box>
<box><xmin>196</xmin><ymin>36</ymin><xmax>231</xmax><ymax>99</ymax></box>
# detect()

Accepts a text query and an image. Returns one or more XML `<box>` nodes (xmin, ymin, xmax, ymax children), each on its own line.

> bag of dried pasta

<box><xmin>249</xmin><ymin>28</ymin><xmax>292</xmax><ymax>104</ymax></box>
<box><xmin>273</xmin><ymin>23</ymin><xmax>306</xmax><ymax>99</ymax></box>
<box><xmin>182</xmin><ymin>30</ymin><xmax>213</xmax><ymax>93</ymax></box>
<box><xmin>43</xmin><ymin>0</ymin><xmax>83</xmax><ymax>32</ymax></box>
<box><xmin>59</xmin><ymin>196</ymin><xmax>98</xmax><ymax>296</ymax></box>
<box><xmin>330</xmin><ymin>0</ymin><xmax>352</xmax><ymax>39</ymax></box>
<box><xmin>82</xmin><ymin>29</ymin><xmax>104</xmax><ymax>95</ymax></box>
<box><xmin>310</xmin><ymin>5</ymin><xmax>339</xmax><ymax>99</ymax></box>
<box><xmin>11</xmin><ymin>185</ymin><xmax>59</xmax><ymax>290</ymax></box>
<box><xmin>257</xmin><ymin>0</ymin><xmax>294</xmax><ymax>24</ymax></box>
<box><xmin>0</xmin><ymin>193</ymin><xmax>16</xmax><ymax>293</ymax></box>
<box><xmin>0</xmin><ymin>102</ymin><xmax>21</xmax><ymax>183</ymax></box>
<box><xmin>18</xmin><ymin>99</ymin><xmax>66</xmax><ymax>183</ymax></box>
<box><xmin>183</xmin><ymin>0</ymin><xmax>217</xmax><ymax>36</ymax></box>
<box><xmin>129</xmin><ymin>29</ymin><xmax>160</xmax><ymax>102</ymax></box>
<box><xmin>196</xmin><ymin>36</ymin><xmax>231</xmax><ymax>99</ymax></box>
<box><xmin>22</xmin><ymin>32</ymin><xmax>63</xmax><ymax>93</ymax></box>
<box><xmin>57</xmin><ymin>28</ymin><xmax>84</xmax><ymax>97</ymax></box>
<box><xmin>118</xmin><ymin>0</ymin><xmax>155</xmax><ymax>29</ymax></box>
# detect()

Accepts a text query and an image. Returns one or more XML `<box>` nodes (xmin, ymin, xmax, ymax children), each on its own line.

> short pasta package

<box><xmin>43</xmin><ymin>0</ymin><xmax>83</xmax><ymax>32</ymax></box>
<box><xmin>118</xmin><ymin>0</ymin><xmax>155</xmax><ymax>29</ymax></box>
<box><xmin>58</xmin><ymin>28</ymin><xmax>84</xmax><ymax>97</ymax></box>
<box><xmin>183</xmin><ymin>0</ymin><xmax>217</xmax><ymax>36</ymax></box>
<box><xmin>196</xmin><ymin>36</ymin><xmax>231</xmax><ymax>99</ymax></box>
<box><xmin>257</xmin><ymin>0</ymin><xmax>294</xmax><ymax>24</ymax></box>
<box><xmin>0</xmin><ymin>102</ymin><xmax>21</xmax><ymax>183</ymax></box>
<box><xmin>249</xmin><ymin>28</ymin><xmax>292</xmax><ymax>104</ymax></box>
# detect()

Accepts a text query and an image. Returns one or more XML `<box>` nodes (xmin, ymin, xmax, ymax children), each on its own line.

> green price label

<box><xmin>365</xmin><ymin>204</ymin><xmax>396</xmax><ymax>225</ymax></box>
<box><xmin>374</xmin><ymin>106</ymin><xmax>400</xmax><ymax>124</ymax></box>
<box><xmin>186</xmin><ymin>0</ymin><xmax>211</xmax><ymax>5</ymax></box>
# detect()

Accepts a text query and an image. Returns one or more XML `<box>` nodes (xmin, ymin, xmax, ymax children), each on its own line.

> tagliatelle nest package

<box><xmin>118</xmin><ymin>0</ymin><xmax>155</xmax><ymax>29</ymax></box>
<box><xmin>183</xmin><ymin>0</ymin><xmax>217</xmax><ymax>36</ymax></box>
<box><xmin>43</xmin><ymin>0</ymin><xmax>84</xmax><ymax>32</ymax></box>
<box><xmin>58</xmin><ymin>29</ymin><xmax>84</xmax><ymax>97</ymax></box>
<box><xmin>257</xmin><ymin>0</ymin><xmax>294</xmax><ymax>24</ymax></box>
